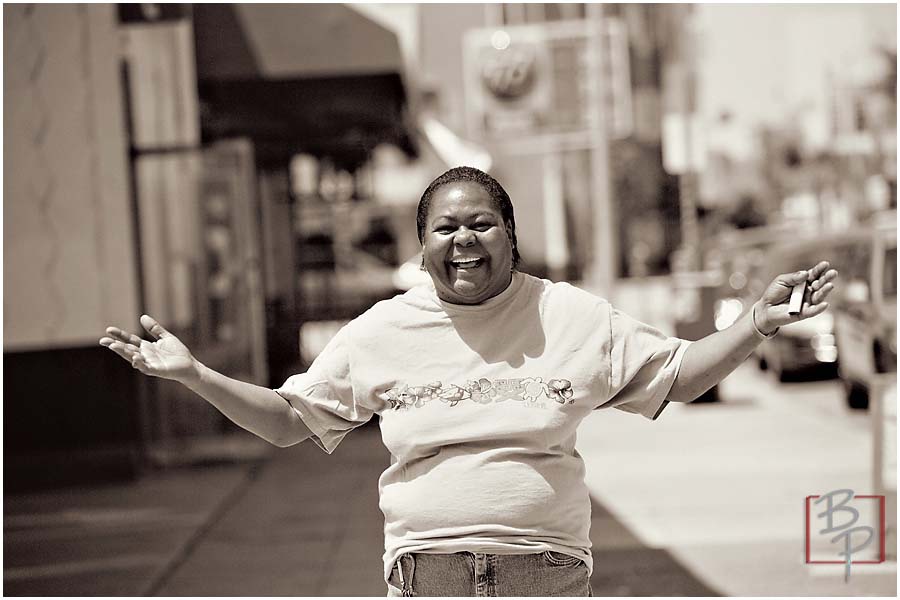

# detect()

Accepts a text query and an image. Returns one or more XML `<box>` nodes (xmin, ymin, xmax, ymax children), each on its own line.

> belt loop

<box><xmin>397</xmin><ymin>553</ymin><xmax>416</xmax><ymax>597</ymax></box>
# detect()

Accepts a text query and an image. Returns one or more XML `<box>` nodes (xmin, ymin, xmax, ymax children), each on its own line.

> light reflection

<box><xmin>490</xmin><ymin>30</ymin><xmax>511</xmax><ymax>50</ymax></box>
<box><xmin>714</xmin><ymin>298</ymin><xmax>745</xmax><ymax>331</ymax></box>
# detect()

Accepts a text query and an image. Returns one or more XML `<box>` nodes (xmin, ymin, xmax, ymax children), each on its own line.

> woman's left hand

<box><xmin>753</xmin><ymin>260</ymin><xmax>839</xmax><ymax>335</ymax></box>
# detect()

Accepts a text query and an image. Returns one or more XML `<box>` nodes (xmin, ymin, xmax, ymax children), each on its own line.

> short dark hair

<box><xmin>416</xmin><ymin>166</ymin><xmax>521</xmax><ymax>268</ymax></box>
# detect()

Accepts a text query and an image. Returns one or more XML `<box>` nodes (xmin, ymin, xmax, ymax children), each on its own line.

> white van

<box><xmin>832</xmin><ymin>220</ymin><xmax>897</xmax><ymax>409</ymax></box>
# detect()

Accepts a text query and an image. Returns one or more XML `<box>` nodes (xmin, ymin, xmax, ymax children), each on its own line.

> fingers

<box><xmin>762</xmin><ymin>260</ymin><xmax>838</xmax><ymax>323</ymax></box>
<box><xmin>101</xmin><ymin>339</ymin><xmax>139</xmax><ymax>361</ymax></box>
<box><xmin>807</xmin><ymin>261</ymin><xmax>831</xmax><ymax>281</ymax></box>
<box><xmin>764</xmin><ymin>269</ymin><xmax>809</xmax><ymax>304</ymax></box>
<box><xmin>810</xmin><ymin>281</ymin><xmax>835</xmax><ymax>304</ymax></box>
<box><xmin>800</xmin><ymin>301</ymin><xmax>829</xmax><ymax>319</ymax></box>
<box><xmin>99</xmin><ymin>337</ymin><xmax>154</xmax><ymax>375</ymax></box>
<box><xmin>779</xmin><ymin>269</ymin><xmax>810</xmax><ymax>287</ymax></box>
<box><xmin>810</xmin><ymin>268</ymin><xmax>838</xmax><ymax>288</ymax></box>
<box><xmin>102</xmin><ymin>326</ymin><xmax>141</xmax><ymax>346</ymax></box>
<box><xmin>807</xmin><ymin>266</ymin><xmax>838</xmax><ymax>305</ymax></box>
<box><xmin>100</xmin><ymin>316</ymin><xmax>168</xmax><ymax>346</ymax></box>
<box><xmin>99</xmin><ymin>323</ymin><xmax>144</xmax><ymax>365</ymax></box>
<box><xmin>140</xmin><ymin>314</ymin><xmax>170</xmax><ymax>340</ymax></box>
<box><xmin>99</xmin><ymin>316</ymin><xmax>165</xmax><ymax>376</ymax></box>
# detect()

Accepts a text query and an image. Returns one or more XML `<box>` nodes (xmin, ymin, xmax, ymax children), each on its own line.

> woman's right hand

<box><xmin>99</xmin><ymin>315</ymin><xmax>199</xmax><ymax>384</ymax></box>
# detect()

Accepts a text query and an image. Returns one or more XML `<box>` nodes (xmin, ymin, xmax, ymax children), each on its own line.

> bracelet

<box><xmin>752</xmin><ymin>304</ymin><xmax>778</xmax><ymax>339</ymax></box>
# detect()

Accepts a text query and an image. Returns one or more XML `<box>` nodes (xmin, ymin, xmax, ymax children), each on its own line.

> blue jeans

<box><xmin>387</xmin><ymin>551</ymin><xmax>592</xmax><ymax>597</ymax></box>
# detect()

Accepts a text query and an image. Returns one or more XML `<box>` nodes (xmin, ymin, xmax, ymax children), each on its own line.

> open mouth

<box><xmin>450</xmin><ymin>257</ymin><xmax>484</xmax><ymax>269</ymax></box>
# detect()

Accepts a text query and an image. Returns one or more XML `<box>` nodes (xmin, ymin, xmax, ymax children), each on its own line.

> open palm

<box><xmin>99</xmin><ymin>315</ymin><xmax>198</xmax><ymax>383</ymax></box>
<box><xmin>755</xmin><ymin>260</ymin><xmax>838</xmax><ymax>333</ymax></box>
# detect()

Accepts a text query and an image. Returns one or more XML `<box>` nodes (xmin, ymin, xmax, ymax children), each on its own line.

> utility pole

<box><xmin>585</xmin><ymin>3</ymin><xmax>617</xmax><ymax>295</ymax></box>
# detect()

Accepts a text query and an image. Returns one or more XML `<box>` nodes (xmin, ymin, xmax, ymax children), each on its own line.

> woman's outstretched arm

<box><xmin>100</xmin><ymin>315</ymin><xmax>311</xmax><ymax>447</ymax></box>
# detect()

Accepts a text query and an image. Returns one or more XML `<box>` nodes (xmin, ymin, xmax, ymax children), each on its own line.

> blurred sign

<box><xmin>464</xmin><ymin>24</ymin><xmax>557</xmax><ymax>140</ymax></box>
<box><xmin>480</xmin><ymin>44</ymin><xmax>539</xmax><ymax>100</ymax></box>
<box><xmin>463</xmin><ymin>19</ymin><xmax>631</xmax><ymax>147</ymax></box>
<box><xmin>662</xmin><ymin>113</ymin><xmax>706</xmax><ymax>175</ymax></box>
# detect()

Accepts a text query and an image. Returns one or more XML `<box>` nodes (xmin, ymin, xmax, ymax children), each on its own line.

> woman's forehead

<box><xmin>428</xmin><ymin>181</ymin><xmax>499</xmax><ymax>219</ymax></box>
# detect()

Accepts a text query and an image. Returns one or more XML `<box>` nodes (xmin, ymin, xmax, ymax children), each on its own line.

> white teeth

<box><xmin>452</xmin><ymin>258</ymin><xmax>481</xmax><ymax>268</ymax></box>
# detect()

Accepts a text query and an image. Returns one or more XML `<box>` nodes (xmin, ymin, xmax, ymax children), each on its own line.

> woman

<box><xmin>100</xmin><ymin>166</ymin><xmax>837</xmax><ymax>597</ymax></box>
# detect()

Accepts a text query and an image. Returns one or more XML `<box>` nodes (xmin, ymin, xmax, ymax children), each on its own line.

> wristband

<box><xmin>752</xmin><ymin>304</ymin><xmax>778</xmax><ymax>339</ymax></box>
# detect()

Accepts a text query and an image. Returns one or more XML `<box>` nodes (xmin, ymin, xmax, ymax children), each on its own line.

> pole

<box><xmin>679</xmin><ymin>8</ymin><xmax>701</xmax><ymax>271</ymax></box>
<box><xmin>585</xmin><ymin>4</ymin><xmax>617</xmax><ymax>296</ymax></box>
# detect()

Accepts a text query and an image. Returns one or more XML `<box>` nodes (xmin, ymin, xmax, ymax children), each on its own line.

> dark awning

<box><xmin>192</xmin><ymin>4</ymin><xmax>417</xmax><ymax>169</ymax></box>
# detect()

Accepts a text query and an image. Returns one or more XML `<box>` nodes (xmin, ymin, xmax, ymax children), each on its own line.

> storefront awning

<box><xmin>192</xmin><ymin>4</ymin><xmax>417</xmax><ymax>168</ymax></box>
<box><xmin>193</xmin><ymin>3</ymin><xmax>404</xmax><ymax>79</ymax></box>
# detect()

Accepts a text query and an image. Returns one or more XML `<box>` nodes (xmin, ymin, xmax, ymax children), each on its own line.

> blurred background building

<box><xmin>4</xmin><ymin>3</ymin><xmax>896</xmax><ymax>494</ymax></box>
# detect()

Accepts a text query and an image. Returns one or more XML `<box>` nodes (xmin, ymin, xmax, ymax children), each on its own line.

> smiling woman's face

<box><xmin>423</xmin><ymin>181</ymin><xmax>514</xmax><ymax>305</ymax></box>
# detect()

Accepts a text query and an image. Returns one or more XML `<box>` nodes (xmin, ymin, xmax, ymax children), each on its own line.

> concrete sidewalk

<box><xmin>3</xmin><ymin>434</ymin><xmax>273</xmax><ymax>596</ymax></box>
<box><xmin>4</xmin><ymin>423</ymin><xmax>715</xmax><ymax>596</ymax></box>
<box><xmin>579</xmin><ymin>362</ymin><xmax>897</xmax><ymax>597</ymax></box>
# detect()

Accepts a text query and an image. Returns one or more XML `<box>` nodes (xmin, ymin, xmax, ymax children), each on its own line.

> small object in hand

<box><xmin>788</xmin><ymin>281</ymin><xmax>807</xmax><ymax>315</ymax></box>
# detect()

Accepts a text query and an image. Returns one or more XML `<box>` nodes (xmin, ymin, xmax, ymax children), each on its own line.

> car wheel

<box><xmin>776</xmin><ymin>366</ymin><xmax>792</xmax><ymax>383</ymax></box>
<box><xmin>845</xmin><ymin>382</ymin><xmax>870</xmax><ymax>410</ymax></box>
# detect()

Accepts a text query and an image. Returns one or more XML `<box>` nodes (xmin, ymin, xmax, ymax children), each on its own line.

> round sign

<box><xmin>480</xmin><ymin>47</ymin><xmax>536</xmax><ymax>100</ymax></box>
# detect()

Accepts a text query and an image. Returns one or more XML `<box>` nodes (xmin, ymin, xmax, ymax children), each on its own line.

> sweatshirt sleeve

<box><xmin>274</xmin><ymin>324</ymin><xmax>373</xmax><ymax>453</ymax></box>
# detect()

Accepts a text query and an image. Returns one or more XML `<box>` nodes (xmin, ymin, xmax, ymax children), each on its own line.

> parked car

<box><xmin>831</xmin><ymin>219</ymin><xmax>897</xmax><ymax>409</ymax></box>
